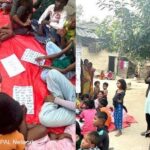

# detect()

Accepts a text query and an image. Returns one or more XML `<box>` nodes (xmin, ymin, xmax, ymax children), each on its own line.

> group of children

<box><xmin>0</xmin><ymin>0</ymin><xmax>76</xmax><ymax>149</ymax></box>
<box><xmin>0</xmin><ymin>0</ymin><xmax>75</xmax><ymax>45</ymax></box>
<box><xmin>77</xmin><ymin>76</ymin><xmax>127</xmax><ymax>149</ymax></box>
<box><xmin>76</xmin><ymin>111</ymin><xmax>109</xmax><ymax>150</ymax></box>
<box><xmin>0</xmin><ymin>0</ymin><xmax>76</xmax><ymax>79</ymax></box>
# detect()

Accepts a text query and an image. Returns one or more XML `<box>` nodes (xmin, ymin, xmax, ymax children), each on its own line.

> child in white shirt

<box><xmin>32</xmin><ymin>0</ymin><xmax>68</xmax><ymax>45</ymax></box>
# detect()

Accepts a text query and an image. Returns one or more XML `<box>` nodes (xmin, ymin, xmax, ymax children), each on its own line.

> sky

<box><xmin>76</xmin><ymin>0</ymin><xmax>113</xmax><ymax>22</ymax></box>
<box><xmin>76</xmin><ymin>0</ymin><xmax>136</xmax><ymax>23</ymax></box>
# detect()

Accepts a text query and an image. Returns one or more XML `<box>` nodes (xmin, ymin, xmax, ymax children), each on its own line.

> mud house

<box><xmin>77</xmin><ymin>22</ymin><xmax>137</xmax><ymax>79</ymax></box>
<box><xmin>77</xmin><ymin>22</ymin><xmax>119</xmax><ymax>76</ymax></box>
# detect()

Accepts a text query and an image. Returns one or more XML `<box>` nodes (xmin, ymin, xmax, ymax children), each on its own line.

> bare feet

<box><xmin>115</xmin><ymin>130</ymin><xmax>122</xmax><ymax>137</ymax></box>
<box><xmin>48</xmin><ymin>133</ymin><xmax>58</xmax><ymax>140</ymax></box>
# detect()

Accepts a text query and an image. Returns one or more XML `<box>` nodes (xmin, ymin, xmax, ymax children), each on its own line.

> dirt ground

<box><xmin>94</xmin><ymin>78</ymin><xmax>150</xmax><ymax>150</ymax></box>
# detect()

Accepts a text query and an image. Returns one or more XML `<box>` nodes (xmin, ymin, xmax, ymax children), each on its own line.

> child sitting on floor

<box><xmin>98</xmin><ymin>99</ymin><xmax>111</xmax><ymax>130</ymax></box>
<box><xmin>79</xmin><ymin>100</ymin><xmax>97</xmax><ymax>135</ymax></box>
<box><xmin>79</xmin><ymin>94</ymin><xmax>90</xmax><ymax>110</ymax></box>
<box><xmin>32</xmin><ymin>0</ymin><xmax>69</xmax><ymax>45</ymax></box>
<box><xmin>94</xmin><ymin>91</ymin><xmax>107</xmax><ymax>109</ymax></box>
<box><xmin>79</xmin><ymin>131</ymin><xmax>101</xmax><ymax>150</ymax></box>
<box><xmin>10</xmin><ymin>0</ymin><xmax>33</xmax><ymax>35</ymax></box>
<box><xmin>94</xmin><ymin>81</ymin><xmax>100</xmax><ymax>98</ymax></box>
<box><xmin>93</xmin><ymin>111</ymin><xmax>109</xmax><ymax>150</ymax></box>
<box><xmin>103</xmin><ymin>82</ymin><xmax>109</xmax><ymax>97</ymax></box>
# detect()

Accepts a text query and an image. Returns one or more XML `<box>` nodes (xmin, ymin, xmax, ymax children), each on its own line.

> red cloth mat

<box><xmin>0</xmin><ymin>11</ymin><xmax>75</xmax><ymax>134</ymax></box>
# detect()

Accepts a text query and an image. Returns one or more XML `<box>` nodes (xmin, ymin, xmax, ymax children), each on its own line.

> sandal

<box><xmin>145</xmin><ymin>131</ymin><xmax>150</xmax><ymax>137</ymax></box>
<box><xmin>141</xmin><ymin>131</ymin><xmax>148</xmax><ymax>136</ymax></box>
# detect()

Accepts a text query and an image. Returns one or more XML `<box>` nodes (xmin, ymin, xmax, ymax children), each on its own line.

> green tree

<box><xmin>96</xmin><ymin>0</ymin><xmax>150</xmax><ymax>60</ymax></box>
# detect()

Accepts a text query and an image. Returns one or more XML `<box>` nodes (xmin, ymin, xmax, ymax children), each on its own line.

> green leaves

<box><xmin>96</xmin><ymin>0</ymin><xmax>150</xmax><ymax>60</ymax></box>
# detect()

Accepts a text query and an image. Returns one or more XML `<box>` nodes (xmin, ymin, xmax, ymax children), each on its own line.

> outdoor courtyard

<box><xmin>94</xmin><ymin>78</ymin><xmax>150</xmax><ymax>150</ymax></box>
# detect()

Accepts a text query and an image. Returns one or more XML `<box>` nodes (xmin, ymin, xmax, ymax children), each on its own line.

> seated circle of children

<box><xmin>0</xmin><ymin>0</ymin><xmax>76</xmax><ymax>149</ymax></box>
<box><xmin>77</xmin><ymin>77</ymin><xmax>137</xmax><ymax>149</ymax></box>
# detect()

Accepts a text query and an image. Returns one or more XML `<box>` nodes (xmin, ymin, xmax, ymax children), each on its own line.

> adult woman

<box><xmin>81</xmin><ymin>59</ymin><xmax>91</xmax><ymax>95</ymax></box>
<box><xmin>88</xmin><ymin>62</ymin><xmax>95</xmax><ymax>96</ymax></box>
<box><xmin>141</xmin><ymin>71</ymin><xmax>150</xmax><ymax>137</ymax></box>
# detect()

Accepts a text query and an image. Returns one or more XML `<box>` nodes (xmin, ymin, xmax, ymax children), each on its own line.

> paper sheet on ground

<box><xmin>13</xmin><ymin>86</ymin><xmax>34</xmax><ymax>114</ymax></box>
<box><xmin>21</xmin><ymin>48</ymin><xmax>45</xmax><ymax>66</ymax></box>
<box><xmin>1</xmin><ymin>54</ymin><xmax>25</xmax><ymax>77</ymax></box>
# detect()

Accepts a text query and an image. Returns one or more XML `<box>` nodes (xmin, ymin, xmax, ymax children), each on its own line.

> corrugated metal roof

<box><xmin>76</xmin><ymin>27</ymin><xmax>99</xmax><ymax>39</ymax></box>
<box><xmin>78</xmin><ymin>22</ymin><xmax>99</xmax><ymax>30</ymax></box>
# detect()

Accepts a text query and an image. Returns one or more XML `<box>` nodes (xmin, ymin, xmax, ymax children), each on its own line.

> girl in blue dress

<box><xmin>113</xmin><ymin>79</ymin><xmax>127</xmax><ymax>136</ymax></box>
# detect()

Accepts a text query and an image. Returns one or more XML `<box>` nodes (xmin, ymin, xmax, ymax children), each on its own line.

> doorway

<box><xmin>108</xmin><ymin>56</ymin><xmax>115</xmax><ymax>72</ymax></box>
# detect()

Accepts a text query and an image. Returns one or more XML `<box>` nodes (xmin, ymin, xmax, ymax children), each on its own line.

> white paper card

<box><xmin>1</xmin><ymin>54</ymin><xmax>25</xmax><ymax>77</ymax></box>
<box><xmin>13</xmin><ymin>86</ymin><xmax>34</xmax><ymax>114</ymax></box>
<box><xmin>21</xmin><ymin>48</ymin><xmax>45</xmax><ymax>66</ymax></box>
